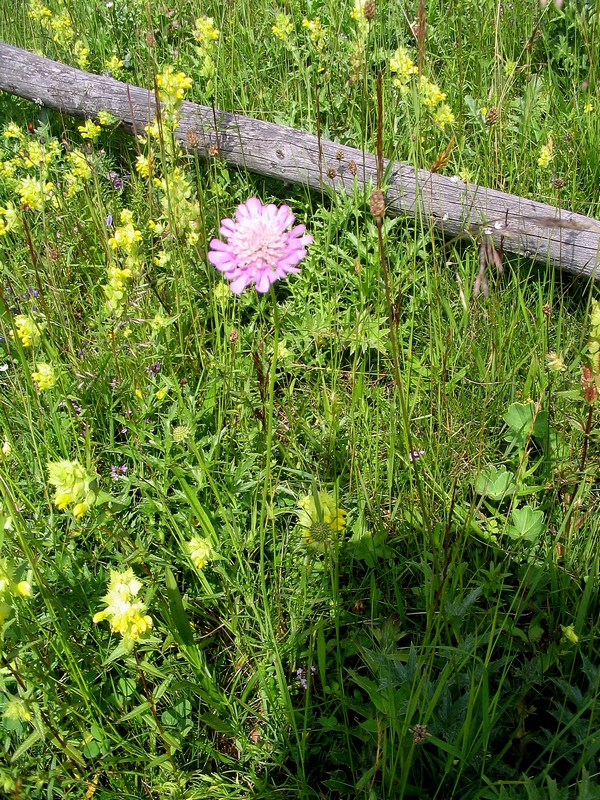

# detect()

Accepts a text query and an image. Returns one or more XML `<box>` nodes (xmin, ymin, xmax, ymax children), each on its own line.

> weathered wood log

<box><xmin>1</xmin><ymin>41</ymin><xmax>599</xmax><ymax>279</ymax></box>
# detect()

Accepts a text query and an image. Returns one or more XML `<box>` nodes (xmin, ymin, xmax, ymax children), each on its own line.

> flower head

<box><xmin>93</xmin><ymin>568</ymin><xmax>153</xmax><ymax>649</ymax></box>
<box><xmin>13</xmin><ymin>315</ymin><xmax>43</xmax><ymax>347</ymax></box>
<box><xmin>47</xmin><ymin>459</ymin><xmax>96</xmax><ymax>516</ymax></box>
<box><xmin>297</xmin><ymin>490</ymin><xmax>347</xmax><ymax>550</ymax></box>
<box><xmin>208</xmin><ymin>198</ymin><xmax>312</xmax><ymax>294</ymax></box>
<box><xmin>31</xmin><ymin>362</ymin><xmax>56</xmax><ymax>391</ymax></box>
<box><xmin>186</xmin><ymin>535</ymin><xmax>214</xmax><ymax>569</ymax></box>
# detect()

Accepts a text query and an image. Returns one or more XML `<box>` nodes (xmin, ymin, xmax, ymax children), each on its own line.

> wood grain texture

<box><xmin>1</xmin><ymin>41</ymin><xmax>599</xmax><ymax>279</ymax></box>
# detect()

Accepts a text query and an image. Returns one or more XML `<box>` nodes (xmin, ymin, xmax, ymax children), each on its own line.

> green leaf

<box><xmin>508</xmin><ymin>505</ymin><xmax>545</xmax><ymax>542</ymax></box>
<box><xmin>474</xmin><ymin>465</ymin><xmax>516</xmax><ymax>501</ymax></box>
<box><xmin>165</xmin><ymin>567</ymin><xmax>195</xmax><ymax>647</ymax></box>
<box><xmin>504</xmin><ymin>401</ymin><xmax>549</xmax><ymax>451</ymax></box>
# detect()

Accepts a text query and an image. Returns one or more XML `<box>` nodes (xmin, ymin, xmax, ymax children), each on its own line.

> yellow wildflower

<box><xmin>31</xmin><ymin>362</ymin><xmax>56</xmax><ymax>391</ymax></box>
<box><xmin>302</xmin><ymin>17</ymin><xmax>325</xmax><ymax>49</ymax></box>
<box><xmin>3</xmin><ymin>122</ymin><xmax>25</xmax><ymax>140</ymax></box>
<box><xmin>186</xmin><ymin>535</ymin><xmax>214</xmax><ymax>569</ymax></box>
<box><xmin>538</xmin><ymin>138</ymin><xmax>553</xmax><ymax>168</ymax></box>
<box><xmin>104</xmin><ymin>55</ymin><xmax>124</xmax><ymax>76</ymax></box>
<box><xmin>93</xmin><ymin>568</ymin><xmax>153</xmax><ymax>649</ymax></box>
<box><xmin>68</xmin><ymin>150</ymin><xmax>92</xmax><ymax>180</ymax></box>
<box><xmin>432</xmin><ymin>103</ymin><xmax>455</xmax><ymax>128</ymax></box>
<box><xmin>2</xmin><ymin>437</ymin><xmax>11</xmax><ymax>457</ymax></box>
<box><xmin>13</xmin><ymin>315</ymin><xmax>43</xmax><ymax>347</ymax></box>
<box><xmin>155</xmin><ymin>387</ymin><xmax>167</xmax><ymax>401</ymax></box>
<box><xmin>583</xmin><ymin>102</ymin><xmax>593</xmax><ymax>113</ymax></box>
<box><xmin>97</xmin><ymin>110</ymin><xmax>117</xmax><ymax>126</ymax></box>
<box><xmin>18</xmin><ymin>176</ymin><xmax>54</xmax><ymax>211</ymax></box>
<box><xmin>272</xmin><ymin>12</ymin><xmax>293</xmax><ymax>41</ymax></box>
<box><xmin>194</xmin><ymin>16</ymin><xmax>219</xmax><ymax>47</ymax></box>
<box><xmin>135</xmin><ymin>153</ymin><xmax>152</xmax><ymax>177</ymax></box>
<box><xmin>297</xmin><ymin>490</ymin><xmax>347</xmax><ymax>550</ymax></box>
<box><xmin>27</xmin><ymin>0</ymin><xmax>52</xmax><ymax>22</ymax></box>
<box><xmin>546</xmin><ymin>351</ymin><xmax>566</xmax><ymax>372</ymax></box>
<box><xmin>156</xmin><ymin>65</ymin><xmax>193</xmax><ymax>104</ymax></box>
<box><xmin>390</xmin><ymin>46</ymin><xmax>418</xmax><ymax>90</ymax></box>
<box><xmin>0</xmin><ymin>203</ymin><xmax>18</xmax><ymax>236</ymax></box>
<box><xmin>78</xmin><ymin>119</ymin><xmax>101</xmax><ymax>141</ymax></box>
<box><xmin>560</xmin><ymin>624</ymin><xmax>579</xmax><ymax>644</ymax></box>
<box><xmin>74</xmin><ymin>40</ymin><xmax>89</xmax><ymax>70</ymax></box>
<box><xmin>419</xmin><ymin>76</ymin><xmax>446</xmax><ymax>108</ymax></box>
<box><xmin>47</xmin><ymin>459</ymin><xmax>96</xmax><ymax>516</ymax></box>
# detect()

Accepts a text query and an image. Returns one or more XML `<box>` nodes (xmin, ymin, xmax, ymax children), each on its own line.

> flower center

<box><xmin>231</xmin><ymin>219</ymin><xmax>285</xmax><ymax>269</ymax></box>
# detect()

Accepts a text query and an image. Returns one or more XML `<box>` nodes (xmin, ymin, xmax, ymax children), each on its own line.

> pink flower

<box><xmin>207</xmin><ymin>197</ymin><xmax>313</xmax><ymax>294</ymax></box>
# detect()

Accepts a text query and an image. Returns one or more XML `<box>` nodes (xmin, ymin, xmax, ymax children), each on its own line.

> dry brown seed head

<box><xmin>208</xmin><ymin>143</ymin><xmax>219</xmax><ymax>157</ymax></box>
<box><xmin>542</xmin><ymin>303</ymin><xmax>552</xmax><ymax>317</ymax></box>
<box><xmin>336</xmin><ymin>148</ymin><xmax>344</xmax><ymax>161</ymax></box>
<box><xmin>229</xmin><ymin>328</ymin><xmax>239</xmax><ymax>344</ymax></box>
<box><xmin>326</xmin><ymin>166</ymin><xmax>337</xmax><ymax>179</ymax></box>
<box><xmin>348</xmin><ymin>159</ymin><xmax>358</xmax><ymax>176</ymax></box>
<box><xmin>145</xmin><ymin>31</ymin><xmax>156</xmax><ymax>48</ymax></box>
<box><xmin>370</xmin><ymin>190</ymin><xmax>385</xmax><ymax>219</ymax></box>
<box><xmin>186</xmin><ymin>128</ymin><xmax>200</xmax><ymax>147</ymax></box>
<box><xmin>552</xmin><ymin>177</ymin><xmax>565</xmax><ymax>189</ymax></box>
<box><xmin>364</xmin><ymin>0</ymin><xmax>376</xmax><ymax>20</ymax></box>
<box><xmin>485</xmin><ymin>106</ymin><xmax>498</xmax><ymax>125</ymax></box>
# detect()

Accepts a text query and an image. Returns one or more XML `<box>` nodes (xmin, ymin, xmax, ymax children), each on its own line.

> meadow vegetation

<box><xmin>0</xmin><ymin>0</ymin><xmax>599</xmax><ymax>797</ymax></box>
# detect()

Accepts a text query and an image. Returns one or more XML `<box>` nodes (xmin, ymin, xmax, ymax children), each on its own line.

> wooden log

<box><xmin>1</xmin><ymin>41</ymin><xmax>599</xmax><ymax>280</ymax></box>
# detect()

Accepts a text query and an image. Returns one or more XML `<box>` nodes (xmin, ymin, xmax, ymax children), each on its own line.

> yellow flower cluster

<box><xmin>93</xmin><ymin>569</ymin><xmax>153</xmax><ymax>649</ymax></box>
<box><xmin>105</xmin><ymin>209</ymin><xmax>142</xmax><ymax>316</ymax></box>
<box><xmin>49</xmin><ymin>12</ymin><xmax>74</xmax><ymax>46</ymax></box>
<box><xmin>186</xmin><ymin>536</ymin><xmax>214</xmax><ymax>570</ymax></box>
<box><xmin>538</xmin><ymin>138</ymin><xmax>554</xmax><ymax>168</ymax></box>
<box><xmin>272</xmin><ymin>12</ymin><xmax>293</xmax><ymax>41</ymax></box>
<box><xmin>17</xmin><ymin>176</ymin><xmax>54</xmax><ymax>211</ymax></box>
<box><xmin>12</xmin><ymin>314</ymin><xmax>43</xmax><ymax>347</ymax></box>
<box><xmin>65</xmin><ymin>149</ymin><xmax>93</xmax><ymax>195</ymax></box>
<box><xmin>31</xmin><ymin>362</ymin><xmax>56</xmax><ymax>391</ymax></box>
<box><xmin>390</xmin><ymin>46</ymin><xmax>419</xmax><ymax>89</ymax></box>
<box><xmin>104</xmin><ymin>55</ymin><xmax>124</xmax><ymax>76</ymax></box>
<box><xmin>78</xmin><ymin>119</ymin><xmax>101</xmax><ymax>141</ymax></box>
<box><xmin>297</xmin><ymin>490</ymin><xmax>347</xmax><ymax>550</ymax></box>
<box><xmin>0</xmin><ymin>558</ymin><xmax>32</xmax><ymax>625</ymax></box>
<box><xmin>27</xmin><ymin>0</ymin><xmax>52</xmax><ymax>22</ymax></box>
<box><xmin>302</xmin><ymin>17</ymin><xmax>325</xmax><ymax>49</ymax></box>
<box><xmin>193</xmin><ymin>16</ymin><xmax>219</xmax><ymax>47</ymax></box>
<box><xmin>47</xmin><ymin>459</ymin><xmax>96</xmax><ymax>518</ymax></box>
<box><xmin>390</xmin><ymin>47</ymin><xmax>454</xmax><ymax>130</ymax></box>
<box><xmin>73</xmin><ymin>40</ymin><xmax>89</xmax><ymax>70</ymax></box>
<box><xmin>157</xmin><ymin>65</ymin><xmax>193</xmax><ymax>104</ymax></box>
<box><xmin>0</xmin><ymin>203</ymin><xmax>18</xmax><ymax>236</ymax></box>
<box><xmin>432</xmin><ymin>103</ymin><xmax>455</xmax><ymax>129</ymax></box>
<box><xmin>154</xmin><ymin>167</ymin><xmax>201</xmax><ymax>245</ymax></box>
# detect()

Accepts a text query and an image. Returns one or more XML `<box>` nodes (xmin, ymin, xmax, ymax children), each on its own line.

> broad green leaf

<box><xmin>504</xmin><ymin>401</ymin><xmax>549</xmax><ymax>450</ymax></box>
<box><xmin>474</xmin><ymin>465</ymin><xmax>516</xmax><ymax>501</ymax></box>
<box><xmin>508</xmin><ymin>505</ymin><xmax>545</xmax><ymax>542</ymax></box>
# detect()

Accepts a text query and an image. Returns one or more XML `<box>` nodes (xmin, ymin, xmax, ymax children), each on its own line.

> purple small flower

<box><xmin>207</xmin><ymin>197</ymin><xmax>312</xmax><ymax>294</ymax></box>
<box><xmin>409</xmin><ymin>448</ymin><xmax>425</xmax><ymax>462</ymax></box>
<box><xmin>110</xmin><ymin>463</ymin><xmax>128</xmax><ymax>479</ymax></box>
<box><xmin>106</xmin><ymin>213</ymin><xmax>113</xmax><ymax>227</ymax></box>
<box><xmin>146</xmin><ymin>360</ymin><xmax>161</xmax><ymax>376</ymax></box>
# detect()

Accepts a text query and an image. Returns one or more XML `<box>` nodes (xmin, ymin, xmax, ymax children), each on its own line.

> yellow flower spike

<box><xmin>538</xmin><ymin>138</ymin><xmax>554</xmax><ymax>168</ymax></box>
<box><xmin>78</xmin><ymin>119</ymin><xmax>101</xmax><ymax>141</ymax></box>
<box><xmin>31</xmin><ymin>362</ymin><xmax>56</xmax><ymax>391</ymax></box>
<box><xmin>13</xmin><ymin>315</ymin><xmax>43</xmax><ymax>347</ymax></box>
<box><xmin>560</xmin><ymin>624</ymin><xmax>579</xmax><ymax>644</ymax></box>
<box><xmin>93</xmin><ymin>569</ymin><xmax>153</xmax><ymax>649</ymax></box>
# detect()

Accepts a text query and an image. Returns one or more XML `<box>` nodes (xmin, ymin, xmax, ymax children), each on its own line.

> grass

<box><xmin>0</xmin><ymin>0</ymin><xmax>599</xmax><ymax>798</ymax></box>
